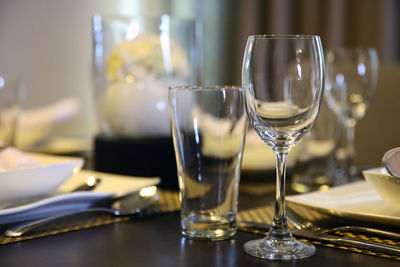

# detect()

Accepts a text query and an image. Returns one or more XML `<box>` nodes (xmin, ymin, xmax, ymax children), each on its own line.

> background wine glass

<box><xmin>325</xmin><ymin>48</ymin><xmax>379</xmax><ymax>179</ymax></box>
<box><xmin>242</xmin><ymin>35</ymin><xmax>324</xmax><ymax>260</ymax></box>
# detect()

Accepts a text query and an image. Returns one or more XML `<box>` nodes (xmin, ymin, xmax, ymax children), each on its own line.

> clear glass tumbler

<box><xmin>169</xmin><ymin>86</ymin><xmax>247</xmax><ymax>240</ymax></box>
<box><xmin>0</xmin><ymin>76</ymin><xmax>20</xmax><ymax>147</ymax></box>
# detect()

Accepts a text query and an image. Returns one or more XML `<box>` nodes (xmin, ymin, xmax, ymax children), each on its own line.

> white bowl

<box><xmin>362</xmin><ymin>167</ymin><xmax>400</xmax><ymax>210</ymax></box>
<box><xmin>0</xmin><ymin>153</ymin><xmax>83</xmax><ymax>203</ymax></box>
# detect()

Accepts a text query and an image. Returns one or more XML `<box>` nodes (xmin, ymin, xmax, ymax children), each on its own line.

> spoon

<box><xmin>71</xmin><ymin>176</ymin><xmax>102</xmax><ymax>192</ymax></box>
<box><xmin>4</xmin><ymin>186</ymin><xmax>158</xmax><ymax>237</ymax></box>
<box><xmin>382</xmin><ymin>147</ymin><xmax>400</xmax><ymax>178</ymax></box>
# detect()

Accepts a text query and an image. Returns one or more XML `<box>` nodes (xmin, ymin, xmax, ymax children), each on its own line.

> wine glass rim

<box><xmin>169</xmin><ymin>85</ymin><xmax>242</xmax><ymax>91</ymax></box>
<box><xmin>326</xmin><ymin>46</ymin><xmax>378</xmax><ymax>53</ymax></box>
<box><xmin>249</xmin><ymin>34</ymin><xmax>320</xmax><ymax>40</ymax></box>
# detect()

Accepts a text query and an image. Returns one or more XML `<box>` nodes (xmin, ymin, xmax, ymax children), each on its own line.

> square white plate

<box><xmin>286</xmin><ymin>181</ymin><xmax>400</xmax><ymax>227</ymax></box>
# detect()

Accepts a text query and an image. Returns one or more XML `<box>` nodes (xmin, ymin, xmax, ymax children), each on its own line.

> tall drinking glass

<box><xmin>242</xmin><ymin>35</ymin><xmax>324</xmax><ymax>259</ymax></box>
<box><xmin>325</xmin><ymin>48</ymin><xmax>378</xmax><ymax>179</ymax></box>
<box><xmin>169</xmin><ymin>86</ymin><xmax>247</xmax><ymax>240</ymax></box>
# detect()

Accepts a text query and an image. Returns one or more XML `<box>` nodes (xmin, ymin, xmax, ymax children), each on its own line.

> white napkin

<box><xmin>19</xmin><ymin>97</ymin><xmax>79</xmax><ymax>129</ymax></box>
<box><xmin>0</xmin><ymin>170</ymin><xmax>160</xmax><ymax>224</ymax></box>
<box><xmin>16</xmin><ymin>97</ymin><xmax>80</xmax><ymax>147</ymax></box>
<box><xmin>0</xmin><ymin>147</ymin><xmax>40</xmax><ymax>172</ymax></box>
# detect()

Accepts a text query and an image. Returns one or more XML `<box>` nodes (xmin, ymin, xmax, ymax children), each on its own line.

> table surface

<box><xmin>0</xmin><ymin>193</ymin><xmax>397</xmax><ymax>267</ymax></box>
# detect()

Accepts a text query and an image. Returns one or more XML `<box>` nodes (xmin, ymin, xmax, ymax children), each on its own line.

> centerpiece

<box><xmin>92</xmin><ymin>14</ymin><xmax>203</xmax><ymax>189</ymax></box>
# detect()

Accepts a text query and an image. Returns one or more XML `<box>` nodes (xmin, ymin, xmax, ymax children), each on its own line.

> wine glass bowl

<box><xmin>242</xmin><ymin>35</ymin><xmax>324</xmax><ymax>260</ymax></box>
<box><xmin>324</xmin><ymin>48</ymin><xmax>379</xmax><ymax>178</ymax></box>
<box><xmin>325</xmin><ymin>47</ymin><xmax>378</xmax><ymax>121</ymax></box>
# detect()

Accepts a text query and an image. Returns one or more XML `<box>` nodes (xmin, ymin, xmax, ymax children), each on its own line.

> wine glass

<box><xmin>324</xmin><ymin>48</ymin><xmax>378</xmax><ymax>178</ymax></box>
<box><xmin>242</xmin><ymin>35</ymin><xmax>324</xmax><ymax>260</ymax></box>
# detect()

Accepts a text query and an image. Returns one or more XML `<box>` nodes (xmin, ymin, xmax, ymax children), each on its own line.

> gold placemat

<box><xmin>237</xmin><ymin>206</ymin><xmax>400</xmax><ymax>261</ymax></box>
<box><xmin>0</xmin><ymin>190</ymin><xmax>180</xmax><ymax>246</ymax></box>
<box><xmin>2</xmin><ymin>190</ymin><xmax>399</xmax><ymax>261</ymax></box>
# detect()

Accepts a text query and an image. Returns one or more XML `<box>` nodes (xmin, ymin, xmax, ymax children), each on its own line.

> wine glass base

<box><xmin>244</xmin><ymin>236</ymin><xmax>316</xmax><ymax>260</ymax></box>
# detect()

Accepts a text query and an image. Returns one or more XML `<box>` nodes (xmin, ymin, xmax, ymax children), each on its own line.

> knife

<box><xmin>238</xmin><ymin>221</ymin><xmax>400</xmax><ymax>256</ymax></box>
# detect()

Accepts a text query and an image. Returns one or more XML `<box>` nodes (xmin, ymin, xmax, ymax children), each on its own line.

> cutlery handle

<box><xmin>238</xmin><ymin>221</ymin><xmax>400</xmax><ymax>256</ymax></box>
<box><xmin>4</xmin><ymin>207</ymin><xmax>116</xmax><ymax>237</ymax></box>
<box><xmin>334</xmin><ymin>226</ymin><xmax>400</xmax><ymax>240</ymax></box>
<box><xmin>330</xmin><ymin>236</ymin><xmax>400</xmax><ymax>256</ymax></box>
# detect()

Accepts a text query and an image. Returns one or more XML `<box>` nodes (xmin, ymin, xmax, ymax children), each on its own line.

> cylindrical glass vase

<box><xmin>92</xmin><ymin>14</ymin><xmax>203</xmax><ymax>189</ymax></box>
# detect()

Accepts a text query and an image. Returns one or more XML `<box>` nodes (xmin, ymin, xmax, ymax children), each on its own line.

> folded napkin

<box><xmin>0</xmin><ymin>147</ymin><xmax>40</xmax><ymax>172</ymax></box>
<box><xmin>18</xmin><ymin>97</ymin><xmax>79</xmax><ymax>130</ymax></box>
<box><xmin>0</xmin><ymin>170</ymin><xmax>160</xmax><ymax>224</ymax></box>
<box><xmin>16</xmin><ymin>97</ymin><xmax>80</xmax><ymax>148</ymax></box>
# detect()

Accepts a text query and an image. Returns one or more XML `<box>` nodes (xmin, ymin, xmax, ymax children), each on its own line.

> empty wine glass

<box><xmin>242</xmin><ymin>35</ymin><xmax>324</xmax><ymax>260</ymax></box>
<box><xmin>325</xmin><ymin>48</ymin><xmax>378</xmax><ymax>178</ymax></box>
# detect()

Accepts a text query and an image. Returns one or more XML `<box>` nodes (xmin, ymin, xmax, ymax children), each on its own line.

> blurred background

<box><xmin>0</xmin><ymin>0</ymin><xmax>399</xmax><ymax>167</ymax></box>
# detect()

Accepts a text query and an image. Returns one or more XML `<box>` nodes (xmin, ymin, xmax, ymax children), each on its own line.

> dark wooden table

<box><xmin>0</xmin><ymin>192</ymin><xmax>397</xmax><ymax>267</ymax></box>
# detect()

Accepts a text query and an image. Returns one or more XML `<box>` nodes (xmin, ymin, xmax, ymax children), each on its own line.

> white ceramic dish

<box><xmin>0</xmin><ymin>153</ymin><xmax>83</xmax><ymax>203</ymax></box>
<box><xmin>362</xmin><ymin>167</ymin><xmax>400</xmax><ymax>210</ymax></box>
<box><xmin>286</xmin><ymin>181</ymin><xmax>400</xmax><ymax>227</ymax></box>
<box><xmin>0</xmin><ymin>169</ymin><xmax>160</xmax><ymax>224</ymax></box>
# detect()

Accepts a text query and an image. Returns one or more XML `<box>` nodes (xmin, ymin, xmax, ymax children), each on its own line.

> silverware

<box><xmin>382</xmin><ymin>147</ymin><xmax>400</xmax><ymax>178</ymax></box>
<box><xmin>71</xmin><ymin>176</ymin><xmax>102</xmax><ymax>192</ymax></box>
<box><xmin>0</xmin><ymin>177</ymin><xmax>102</xmax><ymax>210</ymax></box>
<box><xmin>4</xmin><ymin>186</ymin><xmax>158</xmax><ymax>237</ymax></box>
<box><xmin>237</xmin><ymin>221</ymin><xmax>400</xmax><ymax>256</ymax></box>
<box><xmin>286</xmin><ymin>206</ymin><xmax>400</xmax><ymax>240</ymax></box>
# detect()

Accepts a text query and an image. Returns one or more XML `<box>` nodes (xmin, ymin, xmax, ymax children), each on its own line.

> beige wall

<box><xmin>355</xmin><ymin>64</ymin><xmax>400</xmax><ymax>166</ymax></box>
<box><xmin>0</xmin><ymin>0</ymin><xmax>147</xmax><ymax>139</ymax></box>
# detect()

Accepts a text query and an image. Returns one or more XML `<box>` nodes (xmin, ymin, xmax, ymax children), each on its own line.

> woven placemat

<box><xmin>0</xmin><ymin>190</ymin><xmax>180</xmax><ymax>245</ymax></box>
<box><xmin>237</xmin><ymin>206</ymin><xmax>400</xmax><ymax>261</ymax></box>
<box><xmin>1</xmin><ymin>190</ymin><xmax>399</xmax><ymax>261</ymax></box>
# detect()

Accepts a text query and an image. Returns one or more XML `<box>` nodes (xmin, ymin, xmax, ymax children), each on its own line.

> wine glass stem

<box><xmin>268</xmin><ymin>152</ymin><xmax>291</xmax><ymax>239</ymax></box>
<box><xmin>345</xmin><ymin>118</ymin><xmax>357</xmax><ymax>177</ymax></box>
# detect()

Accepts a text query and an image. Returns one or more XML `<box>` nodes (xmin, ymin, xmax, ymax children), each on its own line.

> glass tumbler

<box><xmin>169</xmin><ymin>86</ymin><xmax>247</xmax><ymax>240</ymax></box>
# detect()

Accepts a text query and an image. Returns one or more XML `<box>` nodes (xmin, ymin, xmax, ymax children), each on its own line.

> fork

<box><xmin>237</xmin><ymin>221</ymin><xmax>400</xmax><ymax>255</ymax></box>
<box><xmin>286</xmin><ymin>206</ymin><xmax>400</xmax><ymax>240</ymax></box>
